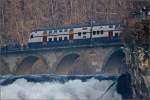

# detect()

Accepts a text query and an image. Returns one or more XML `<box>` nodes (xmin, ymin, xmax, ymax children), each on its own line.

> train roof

<box><xmin>32</xmin><ymin>21</ymin><xmax>122</xmax><ymax>32</ymax></box>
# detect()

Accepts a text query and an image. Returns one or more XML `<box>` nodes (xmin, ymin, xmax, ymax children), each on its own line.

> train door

<box><xmin>108</xmin><ymin>31</ymin><xmax>113</xmax><ymax>39</ymax></box>
<box><xmin>69</xmin><ymin>29</ymin><xmax>74</xmax><ymax>40</ymax></box>
<box><xmin>43</xmin><ymin>31</ymin><xmax>47</xmax><ymax>42</ymax></box>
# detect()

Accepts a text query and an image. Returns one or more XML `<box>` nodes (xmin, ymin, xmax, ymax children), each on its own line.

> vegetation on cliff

<box><xmin>123</xmin><ymin>15</ymin><xmax>150</xmax><ymax>99</ymax></box>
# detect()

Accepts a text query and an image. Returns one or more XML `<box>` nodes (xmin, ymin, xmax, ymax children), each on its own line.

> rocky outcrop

<box><xmin>136</xmin><ymin>48</ymin><xmax>150</xmax><ymax>98</ymax></box>
<box><xmin>123</xmin><ymin>17</ymin><xmax>150</xmax><ymax>99</ymax></box>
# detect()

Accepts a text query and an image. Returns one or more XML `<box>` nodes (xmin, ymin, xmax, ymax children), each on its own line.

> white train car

<box><xmin>28</xmin><ymin>23</ymin><xmax>122</xmax><ymax>48</ymax></box>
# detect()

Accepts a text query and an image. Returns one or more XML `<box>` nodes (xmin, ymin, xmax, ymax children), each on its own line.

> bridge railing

<box><xmin>0</xmin><ymin>37</ymin><xmax>123</xmax><ymax>54</ymax></box>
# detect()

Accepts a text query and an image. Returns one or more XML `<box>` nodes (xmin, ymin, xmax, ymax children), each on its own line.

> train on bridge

<box><xmin>0</xmin><ymin>22</ymin><xmax>123</xmax><ymax>53</ymax></box>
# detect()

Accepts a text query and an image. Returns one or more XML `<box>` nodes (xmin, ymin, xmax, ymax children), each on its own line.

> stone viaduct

<box><xmin>0</xmin><ymin>45</ymin><xmax>126</xmax><ymax>75</ymax></box>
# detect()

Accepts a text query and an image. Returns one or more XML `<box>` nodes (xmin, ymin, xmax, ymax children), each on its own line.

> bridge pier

<box><xmin>1</xmin><ymin>55</ymin><xmax>23</xmax><ymax>73</ymax></box>
<box><xmin>43</xmin><ymin>52</ymin><xmax>58</xmax><ymax>73</ymax></box>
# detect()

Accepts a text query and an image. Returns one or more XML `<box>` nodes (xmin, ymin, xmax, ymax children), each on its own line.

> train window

<box><xmin>64</xmin><ymin>29</ymin><xmax>68</xmax><ymax>32</ymax></box>
<box><xmin>109</xmin><ymin>25</ymin><xmax>113</xmax><ymax>28</ymax></box>
<box><xmin>115</xmin><ymin>24</ymin><xmax>120</xmax><ymax>28</ymax></box>
<box><xmin>49</xmin><ymin>38</ymin><xmax>52</xmax><ymax>42</ymax></box>
<box><xmin>30</xmin><ymin>35</ymin><xmax>33</xmax><ymax>38</ymax></box>
<box><xmin>54</xmin><ymin>30</ymin><xmax>57</xmax><ymax>33</ymax></box>
<box><xmin>59</xmin><ymin>37</ymin><xmax>62</xmax><ymax>41</ymax></box>
<box><xmin>64</xmin><ymin>37</ymin><xmax>68</xmax><ymax>41</ymax></box>
<box><xmin>78</xmin><ymin>32</ymin><xmax>81</xmax><ymax>36</ymax></box>
<box><xmin>97</xmin><ymin>31</ymin><xmax>100</xmax><ymax>35</ymax></box>
<box><xmin>54</xmin><ymin>37</ymin><xmax>57</xmax><ymax>41</ymax></box>
<box><xmin>83</xmin><ymin>32</ymin><xmax>86</xmax><ymax>35</ymax></box>
<box><xmin>115</xmin><ymin>33</ymin><xmax>119</xmax><ymax>37</ymax></box>
<box><xmin>49</xmin><ymin>30</ymin><xmax>52</xmax><ymax>33</ymax></box>
<box><xmin>109</xmin><ymin>31</ymin><xmax>113</xmax><ymax>37</ymax></box>
<box><xmin>59</xmin><ymin>29</ymin><xmax>63</xmax><ymax>32</ymax></box>
<box><xmin>93</xmin><ymin>31</ymin><xmax>96</xmax><ymax>35</ymax></box>
<box><xmin>101</xmin><ymin>30</ymin><xmax>104</xmax><ymax>34</ymax></box>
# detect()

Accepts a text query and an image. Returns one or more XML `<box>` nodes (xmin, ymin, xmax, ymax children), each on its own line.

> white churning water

<box><xmin>0</xmin><ymin>78</ymin><xmax>121</xmax><ymax>100</ymax></box>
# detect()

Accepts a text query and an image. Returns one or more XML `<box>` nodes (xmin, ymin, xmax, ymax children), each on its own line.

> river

<box><xmin>0</xmin><ymin>75</ymin><xmax>121</xmax><ymax>100</ymax></box>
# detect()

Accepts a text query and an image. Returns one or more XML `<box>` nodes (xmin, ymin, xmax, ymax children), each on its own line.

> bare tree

<box><xmin>0</xmin><ymin>0</ymin><xmax>136</xmax><ymax>45</ymax></box>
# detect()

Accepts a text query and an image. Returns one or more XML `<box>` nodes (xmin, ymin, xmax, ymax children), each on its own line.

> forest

<box><xmin>0</xmin><ymin>0</ymin><xmax>131</xmax><ymax>46</ymax></box>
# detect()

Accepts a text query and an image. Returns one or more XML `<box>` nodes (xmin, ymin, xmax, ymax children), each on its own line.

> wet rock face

<box><xmin>132</xmin><ymin>48</ymin><xmax>150</xmax><ymax>99</ymax></box>
<box><xmin>0</xmin><ymin>58</ymin><xmax>10</xmax><ymax>75</ymax></box>
<box><xmin>123</xmin><ymin>16</ymin><xmax>150</xmax><ymax>99</ymax></box>
<box><xmin>138</xmin><ymin>48</ymin><xmax>150</xmax><ymax>85</ymax></box>
<box><xmin>116</xmin><ymin>72</ymin><xmax>133</xmax><ymax>99</ymax></box>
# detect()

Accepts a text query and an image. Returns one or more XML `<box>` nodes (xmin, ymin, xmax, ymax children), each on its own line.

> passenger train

<box><xmin>28</xmin><ymin>23</ymin><xmax>122</xmax><ymax>48</ymax></box>
<box><xmin>0</xmin><ymin>22</ymin><xmax>122</xmax><ymax>53</ymax></box>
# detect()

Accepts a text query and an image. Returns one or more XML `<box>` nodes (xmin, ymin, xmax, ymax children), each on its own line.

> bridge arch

<box><xmin>55</xmin><ymin>53</ymin><xmax>80</xmax><ymax>74</ymax></box>
<box><xmin>101</xmin><ymin>48</ymin><xmax>126</xmax><ymax>75</ymax></box>
<box><xmin>16</xmin><ymin>55</ymin><xmax>49</xmax><ymax>75</ymax></box>
<box><xmin>0</xmin><ymin>58</ymin><xmax>11</xmax><ymax>75</ymax></box>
